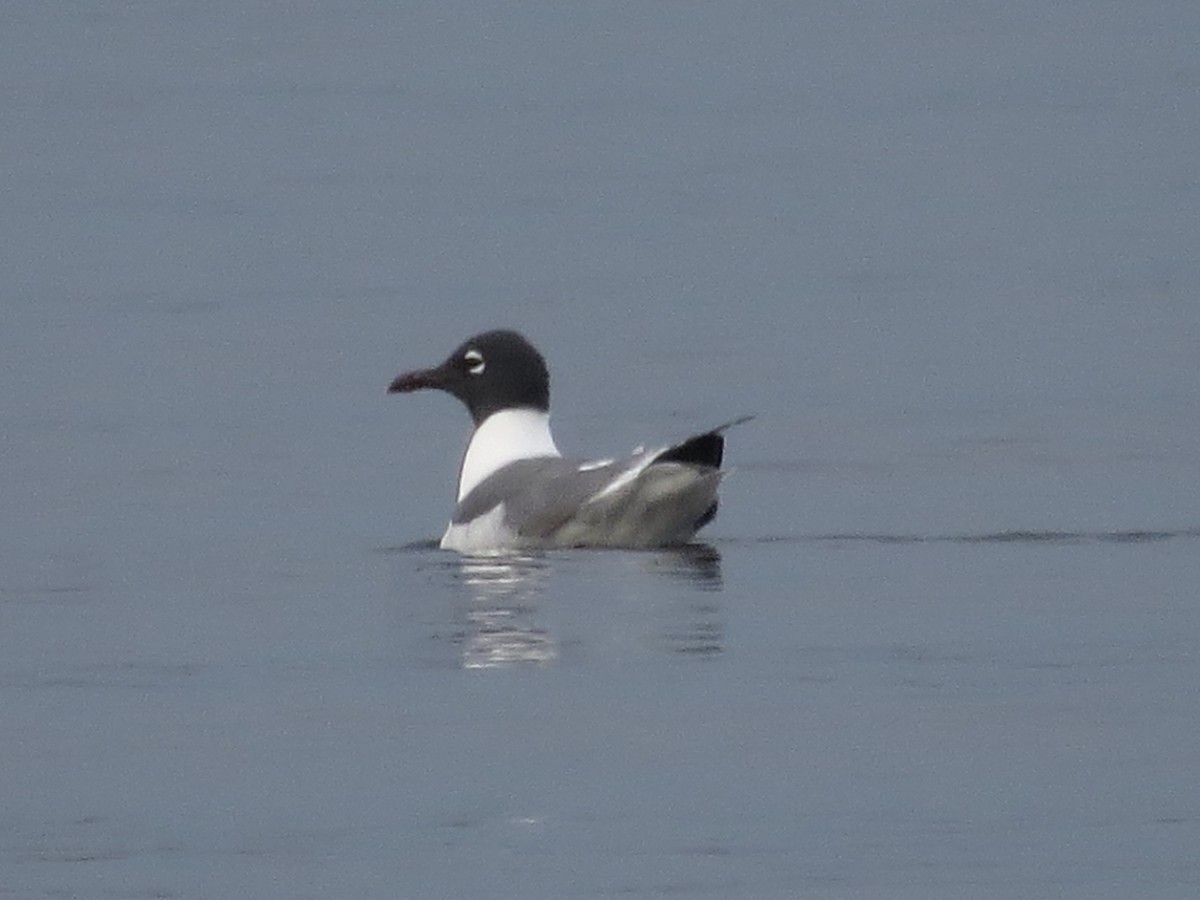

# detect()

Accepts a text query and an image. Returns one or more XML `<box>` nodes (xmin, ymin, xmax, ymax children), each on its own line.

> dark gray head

<box><xmin>388</xmin><ymin>329</ymin><xmax>551</xmax><ymax>425</ymax></box>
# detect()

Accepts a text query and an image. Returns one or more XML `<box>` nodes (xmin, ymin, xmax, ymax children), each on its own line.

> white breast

<box><xmin>440</xmin><ymin>504</ymin><xmax>516</xmax><ymax>552</ymax></box>
<box><xmin>456</xmin><ymin>408</ymin><xmax>561</xmax><ymax>501</ymax></box>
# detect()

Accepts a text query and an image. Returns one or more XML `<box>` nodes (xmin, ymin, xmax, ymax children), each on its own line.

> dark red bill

<box><xmin>387</xmin><ymin>367</ymin><xmax>444</xmax><ymax>394</ymax></box>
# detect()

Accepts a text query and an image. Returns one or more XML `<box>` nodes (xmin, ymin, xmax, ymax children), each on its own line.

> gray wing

<box><xmin>451</xmin><ymin>418</ymin><xmax>751</xmax><ymax>546</ymax></box>
<box><xmin>451</xmin><ymin>455</ymin><xmax>647</xmax><ymax>539</ymax></box>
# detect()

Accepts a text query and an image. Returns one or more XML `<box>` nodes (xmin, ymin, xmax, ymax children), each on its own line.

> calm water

<box><xmin>3</xmin><ymin>2</ymin><xmax>1199</xmax><ymax>898</ymax></box>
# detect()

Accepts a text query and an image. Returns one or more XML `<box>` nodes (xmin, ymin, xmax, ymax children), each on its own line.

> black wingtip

<box><xmin>657</xmin><ymin>432</ymin><xmax>724</xmax><ymax>468</ymax></box>
<box><xmin>656</xmin><ymin>415</ymin><xmax>754</xmax><ymax>469</ymax></box>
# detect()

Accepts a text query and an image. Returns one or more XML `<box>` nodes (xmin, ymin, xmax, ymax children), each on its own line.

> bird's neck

<box><xmin>456</xmin><ymin>408</ymin><xmax>561</xmax><ymax>501</ymax></box>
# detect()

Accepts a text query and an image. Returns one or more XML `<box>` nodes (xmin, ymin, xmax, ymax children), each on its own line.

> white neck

<box><xmin>456</xmin><ymin>408</ymin><xmax>561</xmax><ymax>501</ymax></box>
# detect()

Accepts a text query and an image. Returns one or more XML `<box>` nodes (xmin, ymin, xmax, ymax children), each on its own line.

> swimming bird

<box><xmin>387</xmin><ymin>329</ymin><xmax>748</xmax><ymax>552</ymax></box>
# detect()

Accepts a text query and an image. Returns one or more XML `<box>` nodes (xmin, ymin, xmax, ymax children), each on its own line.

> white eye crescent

<box><xmin>464</xmin><ymin>349</ymin><xmax>485</xmax><ymax>375</ymax></box>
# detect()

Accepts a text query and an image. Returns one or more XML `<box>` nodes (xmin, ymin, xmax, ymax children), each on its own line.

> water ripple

<box><xmin>751</xmin><ymin>528</ymin><xmax>1200</xmax><ymax>545</ymax></box>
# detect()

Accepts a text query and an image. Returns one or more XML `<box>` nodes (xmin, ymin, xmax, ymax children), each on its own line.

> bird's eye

<box><xmin>463</xmin><ymin>349</ymin><xmax>485</xmax><ymax>375</ymax></box>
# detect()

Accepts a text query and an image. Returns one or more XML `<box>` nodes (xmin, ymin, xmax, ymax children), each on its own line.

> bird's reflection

<box><xmin>431</xmin><ymin>543</ymin><xmax>725</xmax><ymax>669</ymax></box>
<box><xmin>645</xmin><ymin>543</ymin><xmax>723</xmax><ymax>589</ymax></box>
<box><xmin>647</xmin><ymin>544</ymin><xmax>725</xmax><ymax>658</ymax></box>
<box><xmin>450</xmin><ymin>554</ymin><xmax>557</xmax><ymax>669</ymax></box>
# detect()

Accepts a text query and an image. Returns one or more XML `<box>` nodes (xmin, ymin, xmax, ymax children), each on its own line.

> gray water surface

<box><xmin>4</xmin><ymin>2</ymin><xmax>1199</xmax><ymax>898</ymax></box>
